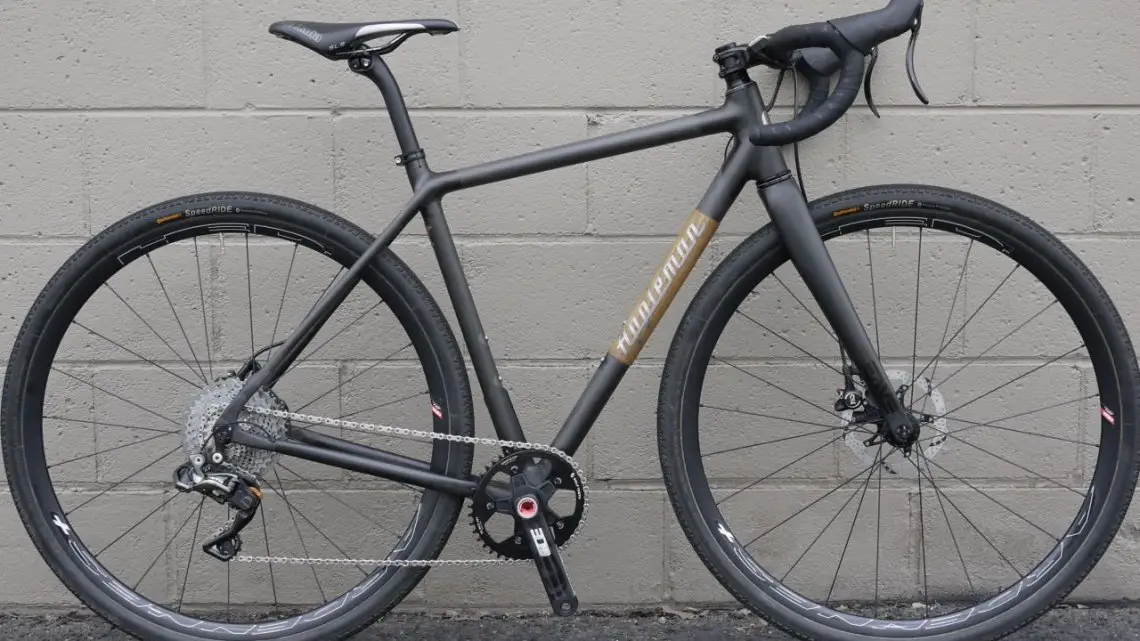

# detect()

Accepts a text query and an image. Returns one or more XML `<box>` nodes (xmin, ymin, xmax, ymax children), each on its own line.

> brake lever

<box><xmin>863</xmin><ymin>46</ymin><xmax>880</xmax><ymax>118</ymax></box>
<box><xmin>906</xmin><ymin>7</ymin><xmax>930</xmax><ymax>105</ymax></box>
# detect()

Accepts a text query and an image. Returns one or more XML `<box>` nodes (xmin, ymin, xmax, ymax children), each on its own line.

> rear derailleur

<box><xmin>173</xmin><ymin>454</ymin><xmax>262</xmax><ymax>562</ymax></box>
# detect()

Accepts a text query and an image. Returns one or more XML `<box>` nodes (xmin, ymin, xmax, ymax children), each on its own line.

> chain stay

<box><xmin>228</xmin><ymin>405</ymin><xmax>589</xmax><ymax>568</ymax></box>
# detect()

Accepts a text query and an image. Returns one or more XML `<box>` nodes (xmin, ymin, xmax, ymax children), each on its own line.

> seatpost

<box><xmin>350</xmin><ymin>53</ymin><xmax>429</xmax><ymax>185</ymax></box>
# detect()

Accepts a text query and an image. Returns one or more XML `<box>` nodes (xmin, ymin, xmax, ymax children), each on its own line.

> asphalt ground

<box><xmin>3</xmin><ymin>604</ymin><xmax>1139</xmax><ymax>640</ymax></box>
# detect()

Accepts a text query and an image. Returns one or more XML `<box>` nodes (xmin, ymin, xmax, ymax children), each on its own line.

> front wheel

<box><xmin>659</xmin><ymin>185</ymin><xmax>1139</xmax><ymax>640</ymax></box>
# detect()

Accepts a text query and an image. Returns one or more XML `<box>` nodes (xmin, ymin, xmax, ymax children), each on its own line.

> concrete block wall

<box><xmin>3</xmin><ymin>0</ymin><xmax>1140</xmax><ymax>611</ymax></box>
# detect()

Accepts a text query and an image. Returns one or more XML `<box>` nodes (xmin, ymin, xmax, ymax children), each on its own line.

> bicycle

<box><xmin>4</xmin><ymin>1</ymin><xmax>1137</xmax><ymax>639</ymax></box>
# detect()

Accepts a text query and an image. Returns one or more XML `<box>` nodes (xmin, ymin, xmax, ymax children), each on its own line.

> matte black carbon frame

<box><xmin>219</xmin><ymin>51</ymin><xmax>907</xmax><ymax>498</ymax></box>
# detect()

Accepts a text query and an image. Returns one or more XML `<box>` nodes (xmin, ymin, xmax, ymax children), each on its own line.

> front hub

<box><xmin>840</xmin><ymin>369</ymin><xmax>950</xmax><ymax>469</ymax></box>
<box><xmin>883</xmin><ymin>410</ymin><xmax>922</xmax><ymax>450</ymax></box>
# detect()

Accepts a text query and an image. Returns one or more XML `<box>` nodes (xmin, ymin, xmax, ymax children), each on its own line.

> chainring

<box><xmin>470</xmin><ymin>449</ymin><xmax>585</xmax><ymax>560</ymax></box>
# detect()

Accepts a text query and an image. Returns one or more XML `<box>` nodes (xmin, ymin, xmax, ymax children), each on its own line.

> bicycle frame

<box><xmin>220</xmin><ymin>51</ymin><xmax>907</xmax><ymax>498</ymax></box>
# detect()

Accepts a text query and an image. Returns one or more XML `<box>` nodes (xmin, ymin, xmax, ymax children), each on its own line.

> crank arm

<box><xmin>512</xmin><ymin>492</ymin><xmax>578</xmax><ymax>616</ymax></box>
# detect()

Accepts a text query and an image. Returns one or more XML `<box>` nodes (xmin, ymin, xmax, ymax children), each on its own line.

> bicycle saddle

<box><xmin>269</xmin><ymin>19</ymin><xmax>458</xmax><ymax>59</ymax></box>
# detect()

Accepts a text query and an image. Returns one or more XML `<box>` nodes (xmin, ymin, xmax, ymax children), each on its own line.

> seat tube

<box><xmin>353</xmin><ymin>52</ymin><xmax>528</xmax><ymax>442</ymax></box>
<box><xmin>753</xmin><ymin>146</ymin><xmax>908</xmax><ymax>417</ymax></box>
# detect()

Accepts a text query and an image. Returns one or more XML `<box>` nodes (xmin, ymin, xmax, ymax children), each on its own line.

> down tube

<box><xmin>550</xmin><ymin>142</ymin><xmax>753</xmax><ymax>455</ymax></box>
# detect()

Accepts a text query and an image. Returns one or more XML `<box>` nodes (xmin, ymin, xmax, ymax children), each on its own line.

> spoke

<box><xmin>245</xmin><ymin>233</ymin><xmax>255</xmax><ymax>361</ymax></box>
<box><xmin>71</xmin><ymin>321</ymin><xmax>201</xmax><ymax>390</ymax></box>
<box><xmin>825</xmin><ymin>444</ymin><xmax>882</xmax><ymax>604</ymax></box>
<box><xmin>66</xmin><ymin>444</ymin><xmax>183</xmax><ymax>515</ymax></box>
<box><xmin>134</xmin><ymin>497</ymin><xmax>204</xmax><ymax>591</ymax></box>
<box><xmin>874</xmin><ymin>441</ymin><xmax>884</xmax><ymax>618</ymax></box>
<box><xmin>147</xmin><ymin>254</ymin><xmax>207</xmax><ymax>383</ymax></box>
<box><xmin>702</xmin><ymin>426</ymin><xmax>848</xmax><ymax>456</ymax></box>
<box><xmin>940</xmin><ymin>415</ymin><xmax>1097</xmax><ymax>447</ymax></box>
<box><xmin>909</xmin><ymin>227</ymin><xmax>923</xmax><ymax>407</ymax></box>
<box><xmin>781</xmin><ymin>454</ymin><xmax>877</xmax><ymax>583</ymax></box>
<box><xmin>936</xmin><ymin>344</ymin><xmax>1085</xmax><ymax>419</ymax></box>
<box><xmin>770</xmin><ymin>273</ymin><xmax>838</xmax><ymax>343</ymax></box>
<box><xmin>916</xmin><ymin>430</ymin><xmax>929</xmax><ymax>617</ymax></box>
<box><xmin>712</xmin><ymin>357</ymin><xmax>844</xmax><ymax>422</ymax></box>
<box><xmin>910</xmin><ymin>264</ymin><xmax>1020</xmax><ymax>387</ymax></box>
<box><xmin>45</xmin><ymin>415</ymin><xmax>176</xmax><ymax>436</ymax></box>
<box><xmin>339</xmin><ymin>389</ymin><xmax>428</xmax><ymax>420</ymax></box>
<box><xmin>734</xmin><ymin>310</ymin><xmax>843</xmax><ymax>376</ymax></box>
<box><xmin>701</xmin><ymin>404</ymin><xmax>854</xmax><ymax>430</ymax></box>
<box><xmin>716</xmin><ymin>435</ymin><xmax>844</xmax><ymax>506</ymax></box>
<box><xmin>259</xmin><ymin>507</ymin><xmax>281</xmax><ymax>615</ymax></box>
<box><xmin>52</xmin><ymin>367</ymin><xmax>180</xmax><ymax>428</ymax></box>
<box><xmin>915</xmin><ymin>448</ymin><xmax>976</xmax><ymax>601</ymax></box>
<box><xmin>919</xmin><ymin>394</ymin><xmax>1097</xmax><ymax>445</ymax></box>
<box><xmin>284</xmin><ymin>300</ymin><xmax>386</xmax><ymax>378</ymax></box>
<box><xmin>177</xmin><ymin>498</ymin><xmax>205</xmax><ymax>613</ymax></box>
<box><xmin>267</xmin><ymin>244</ymin><xmax>299</xmax><ymax>361</ymax></box>
<box><xmin>226</xmin><ymin>509</ymin><xmax>232</xmax><ymax>616</ymax></box>
<box><xmin>916</xmin><ymin>458</ymin><xmax>1025</xmax><ymax>578</ymax></box>
<box><xmin>95</xmin><ymin>491</ymin><xmax>182</xmax><ymax>556</ymax></box>
<box><xmin>940</xmin><ymin>431</ymin><xmax>1086</xmax><ymax>496</ymax></box>
<box><xmin>915</xmin><ymin>240</ymin><xmax>971</xmax><ymax>407</ymax></box>
<box><xmin>866</xmin><ymin>230</ymin><xmax>882</xmax><ymax>356</ymax></box>
<box><xmin>277</xmin><ymin>462</ymin><xmax>407</xmax><ymax>539</ymax></box>
<box><xmin>193</xmin><ymin>237</ymin><xmax>214</xmax><ymax>380</ymax></box>
<box><xmin>744</xmin><ymin>458</ymin><xmax>880</xmax><ymax>548</ymax></box>
<box><xmin>49</xmin><ymin>430</ymin><xmax>176</xmax><ymax>468</ymax></box>
<box><xmin>911</xmin><ymin>300</ymin><xmax>1060</xmax><ymax>409</ymax></box>
<box><xmin>271</xmin><ymin>469</ymin><xmax>327</xmax><ymax>603</ymax></box>
<box><xmin>259</xmin><ymin>477</ymin><xmax>369</xmax><ymax>576</ymax></box>
<box><xmin>925</xmin><ymin>457</ymin><xmax>1058</xmax><ymax>541</ymax></box>
<box><xmin>104</xmin><ymin>283</ymin><xmax>206</xmax><ymax>385</ymax></box>
<box><xmin>294</xmin><ymin>341</ymin><xmax>414</xmax><ymax>413</ymax></box>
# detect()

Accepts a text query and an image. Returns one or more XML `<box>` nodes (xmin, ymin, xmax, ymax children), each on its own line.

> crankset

<box><xmin>473</xmin><ymin>450</ymin><xmax>584</xmax><ymax>615</ymax></box>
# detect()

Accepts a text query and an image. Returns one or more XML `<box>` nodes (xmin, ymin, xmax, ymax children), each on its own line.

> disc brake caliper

<box><xmin>173</xmin><ymin>455</ymin><xmax>263</xmax><ymax>561</ymax></box>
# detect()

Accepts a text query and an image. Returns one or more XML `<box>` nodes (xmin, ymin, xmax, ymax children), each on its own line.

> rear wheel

<box><xmin>1</xmin><ymin>193</ymin><xmax>474</xmax><ymax>641</ymax></box>
<box><xmin>659</xmin><ymin>185</ymin><xmax>1139</xmax><ymax>640</ymax></box>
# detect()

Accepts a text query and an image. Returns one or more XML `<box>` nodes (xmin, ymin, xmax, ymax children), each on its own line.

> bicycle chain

<box><xmin>222</xmin><ymin>405</ymin><xmax>590</xmax><ymax>568</ymax></box>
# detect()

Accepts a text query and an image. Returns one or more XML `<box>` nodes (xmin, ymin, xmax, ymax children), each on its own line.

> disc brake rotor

<box><xmin>840</xmin><ymin>369</ymin><xmax>947</xmax><ymax>473</ymax></box>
